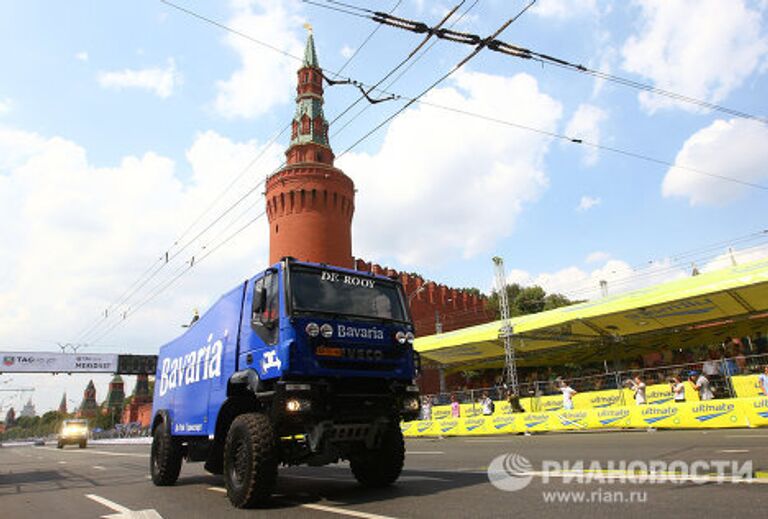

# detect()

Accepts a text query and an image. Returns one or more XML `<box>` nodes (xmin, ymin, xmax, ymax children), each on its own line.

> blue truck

<box><xmin>150</xmin><ymin>257</ymin><xmax>421</xmax><ymax>507</ymax></box>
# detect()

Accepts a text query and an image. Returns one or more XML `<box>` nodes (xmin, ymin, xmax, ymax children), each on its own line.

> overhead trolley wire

<box><xmin>344</xmin><ymin>6</ymin><xmax>768</xmax><ymax>124</ymax></box>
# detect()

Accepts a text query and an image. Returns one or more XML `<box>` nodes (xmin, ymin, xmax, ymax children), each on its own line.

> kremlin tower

<box><xmin>265</xmin><ymin>30</ymin><xmax>355</xmax><ymax>268</ymax></box>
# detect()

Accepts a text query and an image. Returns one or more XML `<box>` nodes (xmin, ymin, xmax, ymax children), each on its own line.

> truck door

<box><xmin>239</xmin><ymin>269</ymin><xmax>282</xmax><ymax>379</ymax></box>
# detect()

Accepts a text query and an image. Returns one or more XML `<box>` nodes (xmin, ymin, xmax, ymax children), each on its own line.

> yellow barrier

<box><xmin>740</xmin><ymin>396</ymin><xmax>768</xmax><ymax>427</ymax></box>
<box><xmin>732</xmin><ymin>375</ymin><xmax>764</xmax><ymax>398</ymax></box>
<box><xmin>403</xmin><ymin>396</ymin><xmax>764</xmax><ymax>437</ymax></box>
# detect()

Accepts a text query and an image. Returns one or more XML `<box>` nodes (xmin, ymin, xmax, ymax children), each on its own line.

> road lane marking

<box><xmin>463</xmin><ymin>439</ymin><xmax>512</xmax><ymax>443</ymax></box>
<box><xmin>207</xmin><ymin>487</ymin><xmax>399</xmax><ymax>517</ymax></box>
<box><xmin>718</xmin><ymin>449</ymin><xmax>749</xmax><ymax>453</ymax></box>
<box><xmin>86</xmin><ymin>494</ymin><xmax>163</xmax><ymax>518</ymax></box>
<box><xmin>58</xmin><ymin>461</ymin><xmax>67</xmax><ymax>464</ymax></box>
<box><xmin>299</xmin><ymin>503</ymin><xmax>398</xmax><ymax>518</ymax></box>
<box><xmin>725</xmin><ymin>435</ymin><xmax>768</xmax><ymax>438</ymax></box>
<box><xmin>41</xmin><ymin>447</ymin><xmax>147</xmax><ymax>458</ymax></box>
<box><xmin>93</xmin><ymin>465</ymin><xmax>107</xmax><ymax>470</ymax></box>
<box><xmin>406</xmin><ymin>451</ymin><xmax>444</xmax><ymax>455</ymax></box>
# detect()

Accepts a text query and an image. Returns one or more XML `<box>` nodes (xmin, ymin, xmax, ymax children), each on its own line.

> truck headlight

<box><xmin>320</xmin><ymin>323</ymin><xmax>333</xmax><ymax>338</ymax></box>
<box><xmin>395</xmin><ymin>331</ymin><xmax>406</xmax><ymax>344</ymax></box>
<box><xmin>286</xmin><ymin>398</ymin><xmax>311</xmax><ymax>412</ymax></box>
<box><xmin>403</xmin><ymin>397</ymin><xmax>420</xmax><ymax>412</ymax></box>
<box><xmin>305</xmin><ymin>322</ymin><xmax>320</xmax><ymax>337</ymax></box>
<box><xmin>405</xmin><ymin>332</ymin><xmax>415</xmax><ymax>344</ymax></box>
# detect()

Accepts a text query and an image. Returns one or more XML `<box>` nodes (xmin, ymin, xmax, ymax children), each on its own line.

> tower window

<box><xmin>275</xmin><ymin>224</ymin><xmax>279</xmax><ymax>234</ymax></box>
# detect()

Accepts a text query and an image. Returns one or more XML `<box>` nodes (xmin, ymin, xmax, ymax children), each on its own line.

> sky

<box><xmin>1</xmin><ymin>0</ymin><xmax>768</xmax><ymax>414</ymax></box>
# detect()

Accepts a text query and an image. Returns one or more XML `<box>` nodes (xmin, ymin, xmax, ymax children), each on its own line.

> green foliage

<box><xmin>488</xmin><ymin>283</ymin><xmax>578</xmax><ymax>319</ymax></box>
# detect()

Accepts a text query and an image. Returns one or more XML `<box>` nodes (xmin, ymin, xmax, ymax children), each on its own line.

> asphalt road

<box><xmin>1</xmin><ymin>429</ymin><xmax>767</xmax><ymax>518</ymax></box>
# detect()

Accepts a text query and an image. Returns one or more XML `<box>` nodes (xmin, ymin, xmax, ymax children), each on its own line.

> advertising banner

<box><xmin>738</xmin><ymin>397</ymin><xmax>768</xmax><ymax>427</ymax></box>
<box><xmin>589</xmin><ymin>407</ymin><xmax>632</xmax><ymax>429</ymax></box>
<box><xmin>731</xmin><ymin>375</ymin><xmax>763</xmax><ymax>398</ymax></box>
<box><xmin>678</xmin><ymin>401</ymin><xmax>746</xmax><ymax>428</ymax></box>
<box><xmin>573</xmin><ymin>389</ymin><xmax>625</xmax><ymax>409</ymax></box>
<box><xmin>0</xmin><ymin>352</ymin><xmax>118</xmax><ymax>373</ymax></box>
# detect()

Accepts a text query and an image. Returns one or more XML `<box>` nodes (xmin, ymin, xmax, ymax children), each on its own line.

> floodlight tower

<box><xmin>493</xmin><ymin>256</ymin><xmax>518</xmax><ymax>394</ymax></box>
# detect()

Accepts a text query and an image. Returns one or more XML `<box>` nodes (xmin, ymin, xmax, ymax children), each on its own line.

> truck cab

<box><xmin>150</xmin><ymin>258</ymin><xmax>420</xmax><ymax>507</ymax></box>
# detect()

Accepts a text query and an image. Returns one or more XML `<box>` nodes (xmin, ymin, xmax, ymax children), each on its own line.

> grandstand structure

<box><xmin>414</xmin><ymin>257</ymin><xmax>768</xmax><ymax>394</ymax></box>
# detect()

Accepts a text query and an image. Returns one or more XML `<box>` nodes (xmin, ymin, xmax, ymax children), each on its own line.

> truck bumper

<box><xmin>271</xmin><ymin>378</ymin><xmax>421</xmax><ymax>431</ymax></box>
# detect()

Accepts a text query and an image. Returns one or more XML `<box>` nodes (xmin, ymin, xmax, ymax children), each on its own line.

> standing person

<box><xmin>702</xmin><ymin>352</ymin><xmax>719</xmax><ymax>378</ymax></box>
<box><xmin>421</xmin><ymin>396</ymin><xmax>432</xmax><ymax>420</ymax></box>
<box><xmin>629</xmin><ymin>375</ymin><xmax>647</xmax><ymax>405</ymax></box>
<box><xmin>560</xmin><ymin>380</ymin><xmax>577</xmax><ymax>410</ymax></box>
<box><xmin>506</xmin><ymin>389</ymin><xmax>526</xmax><ymax>413</ymax></box>
<box><xmin>480</xmin><ymin>391</ymin><xmax>495</xmax><ymax>416</ymax></box>
<box><xmin>759</xmin><ymin>366</ymin><xmax>768</xmax><ymax>397</ymax></box>
<box><xmin>450</xmin><ymin>394</ymin><xmax>461</xmax><ymax>418</ymax></box>
<box><xmin>670</xmin><ymin>376</ymin><xmax>686</xmax><ymax>403</ymax></box>
<box><xmin>690</xmin><ymin>371</ymin><xmax>714</xmax><ymax>400</ymax></box>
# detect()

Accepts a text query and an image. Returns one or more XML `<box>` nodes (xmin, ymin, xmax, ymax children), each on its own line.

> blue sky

<box><xmin>1</xmin><ymin>0</ymin><xmax>768</xmax><ymax>412</ymax></box>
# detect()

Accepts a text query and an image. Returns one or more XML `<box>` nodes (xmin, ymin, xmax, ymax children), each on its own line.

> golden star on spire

<box><xmin>303</xmin><ymin>22</ymin><xmax>313</xmax><ymax>34</ymax></box>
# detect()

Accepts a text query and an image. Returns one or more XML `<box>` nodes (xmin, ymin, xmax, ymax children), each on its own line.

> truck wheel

<box><xmin>350</xmin><ymin>423</ymin><xmax>405</xmax><ymax>488</ymax></box>
<box><xmin>150</xmin><ymin>424</ymin><xmax>183</xmax><ymax>486</ymax></box>
<box><xmin>57</xmin><ymin>442</ymin><xmax>63</xmax><ymax>449</ymax></box>
<box><xmin>223</xmin><ymin>413</ymin><xmax>278</xmax><ymax>508</ymax></box>
<box><xmin>79</xmin><ymin>441</ymin><xmax>87</xmax><ymax>449</ymax></box>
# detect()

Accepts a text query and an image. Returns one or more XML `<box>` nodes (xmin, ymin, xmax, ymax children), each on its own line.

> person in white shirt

<box><xmin>670</xmin><ymin>376</ymin><xmax>685</xmax><ymax>403</ymax></box>
<box><xmin>629</xmin><ymin>375</ymin><xmax>647</xmax><ymax>405</ymax></box>
<box><xmin>759</xmin><ymin>365</ymin><xmax>768</xmax><ymax>397</ymax></box>
<box><xmin>560</xmin><ymin>381</ymin><xmax>577</xmax><ymax>410</ymax></box>
<box><xmin>702</xmin><ymin>354</ymin><xmax>719</xmax><ymax>377</ymax></box>
<box><xmin>480</xmin><ymin>391</ymin><xmax>495</xmax><ymax>416</ymax></box>
<box><xmin>690</xmin><ymin>372</ymin><xmax>714</xmax><ymax>400</ymax></box>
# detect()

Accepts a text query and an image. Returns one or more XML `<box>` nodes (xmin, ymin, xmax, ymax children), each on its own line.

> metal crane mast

<box><xmin>493</xmin><ymin>256</ymin><xmax>518</xmax><ymax>394</ymax></box>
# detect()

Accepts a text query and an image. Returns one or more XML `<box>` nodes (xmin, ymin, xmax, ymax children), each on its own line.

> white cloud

<box><xmin>530</xmin><ymin>0</ymin><xmax>599</xmax><ymax>18</ymax></box>
<box><xmin>0</xmin><ymin>98</ymin><xmax>12</xmax><ymax>115</ymax></box>
<box><xmin>75</xmin><ymin>51</ymin><xmax>89</xmax><ymax>62</ymax></box>
<box><xmin>340</xmin><ymin>45</ymin><xmax>355</xmax><ymax>59</ymax></box>
<box><xmin>340</xmin><ymin>70</ymin><xmax>561</xmax><ymax>266</ymax></box>
<box><xmin>586</xmin><ymin>251</ymin><xmax>610</xmax><ymax>264</ymax></box>
<box><xmin>97</xmin><ymin>58</ymin><xmax>181</xmax><ymax>98</ymax></box>
<box><xmin>509</xmin><ymin>258</ymin><xmax>687</xmax><ymax>300</ymax></box>
<box><xmin>621</xmin><ymin>0</ymin><xmax>768</xmax><ymax>113</ymax></box>
<box><xmin>703</xmin><ymin>242</ymin><xmax>768</xmax><ymax>272</ymax></box>
<box><xmin>564</xmin><ymin>103</ymin><xmax>607</xmax><ymax>165</ymax></box>
<box><xmin>213</xmin><ymin>0</ymin><xmax>305</xmax><ymax>119</ymax></box>
<box><xmin>577</xmin><ymin>195</ymin><xmax>601</xmax><ymax>211</ymax></box>
<box><xmin>0</xmin><ymin>127</ymin><xmax>283</xmax><ymax>412</ymax></box>
<box><xmin>662</xmin><ymin>118</ymin><xmax>768</xmax><ymax>206</ymax></box>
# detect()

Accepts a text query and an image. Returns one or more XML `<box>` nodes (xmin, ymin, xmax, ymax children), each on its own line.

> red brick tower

<box><xmin>266</xmin><ymin>31</ymin><xmax>355</xmax><ymax>268</ymax></box>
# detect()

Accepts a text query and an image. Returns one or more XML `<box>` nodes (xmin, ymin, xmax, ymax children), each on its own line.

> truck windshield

<box><xmin>290</xmin><ymin>267</ymin><xmax>408</xmax><ymax>323</ymax></box>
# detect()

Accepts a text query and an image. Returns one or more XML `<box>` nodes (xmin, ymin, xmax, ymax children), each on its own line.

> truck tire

<box><xmin>150</xmin><ymin>424</ymin><xmax>183</xmax><ymax>486</ymax></box>
<box><xmin>350</xmin><ymin>423</ymin><xmax>405</xmax><ymax>488</ymax></box>
<box><xmin>79</xmin><ymin>441</ymin><xmax>87</xmax><ymax>449</ymax></box>
<box><xmin>57</xmin><ymin>442</ymin><xmax>63</xmax><ymax>449</ymax></box>
<box><xmin>223</xmin><ymin>413</ymin><xmax>278</xmax><ymax>508</ymax></box>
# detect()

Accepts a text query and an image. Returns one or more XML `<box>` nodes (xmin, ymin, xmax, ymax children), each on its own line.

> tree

<box><xmin>488</xmin><ymin>284</ymin><xmax>578</xmax><ymax>319</ymax></box>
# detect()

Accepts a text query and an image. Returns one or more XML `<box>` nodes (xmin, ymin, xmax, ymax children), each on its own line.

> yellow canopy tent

<box><xmin>415</xmin><ymin>257</ymin><xmax>768</xmax><ymax>367</ymax></box>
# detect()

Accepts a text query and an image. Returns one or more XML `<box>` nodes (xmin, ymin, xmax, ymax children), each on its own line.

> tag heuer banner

<box><xmin>1</xmin><ymin>352</ymin><xmax>118</xmax><ymax>373</ymax></box>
